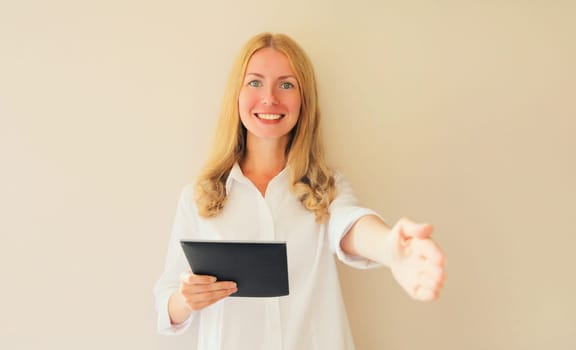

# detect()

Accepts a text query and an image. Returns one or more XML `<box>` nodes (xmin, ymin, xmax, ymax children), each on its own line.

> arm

<box><xmin>340</xmin><ymin>214</ymin><xmax>394</xmax><ymax>266</ymax></box>
<box><xmin>153</xmin><ymin>185</ymin><xmax>236</xmax><ymax>332</ymax></box>
<box><xmin>340</xmin><ymin>215</ymin><xmax>446</xmax><ymax>301</ymax></box>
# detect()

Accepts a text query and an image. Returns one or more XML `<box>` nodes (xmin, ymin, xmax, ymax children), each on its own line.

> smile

<box><xmin>255</xmin><ymin>113</ymin><xmax>284</xmax><ymax>120</ymax></box>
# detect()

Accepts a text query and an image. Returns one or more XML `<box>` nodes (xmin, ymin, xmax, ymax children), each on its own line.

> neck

<box><xmin>240</xmin><ymin>135</ymin><xmax>289</xmax><ymax>178</ymax></box>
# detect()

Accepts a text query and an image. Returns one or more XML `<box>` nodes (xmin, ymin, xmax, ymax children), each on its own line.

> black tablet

<box><xmin>180</xmin><ymin>240</ymin><xmax>289</xmax><ymax>297</ymax></box>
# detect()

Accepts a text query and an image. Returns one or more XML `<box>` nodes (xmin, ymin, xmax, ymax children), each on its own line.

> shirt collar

<box><xmin>225</xmin><ymin>163</ymin><xmax>245</xmax><ymax>194</ymax></box>
<box><xmin>225</xmin><ymin>162</ymin><xmax>290</xmax><ymax>194</ymax></box>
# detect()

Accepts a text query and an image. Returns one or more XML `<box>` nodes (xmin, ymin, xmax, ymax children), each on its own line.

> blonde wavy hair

<box><xmin>195</xmin><ymin>32</ymin><xmax>335</xmax><ymax>223</ymax></box>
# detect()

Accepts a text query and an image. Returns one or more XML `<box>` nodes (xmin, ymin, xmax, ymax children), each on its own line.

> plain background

<box><xmin>1</xmin><ymin>0</ymin><xmax>575</xmax><ymax>349</ymax></box>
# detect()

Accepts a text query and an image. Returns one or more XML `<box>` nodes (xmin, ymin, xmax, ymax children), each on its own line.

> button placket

<box><xmin>263</xmin><ymin>179</ymin><xmax>283</xmax><ymax>348</ymax></box>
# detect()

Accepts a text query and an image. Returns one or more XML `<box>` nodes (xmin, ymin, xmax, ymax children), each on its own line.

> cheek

<box><xmin>289</xmin><ymin>95</ymin><xmax>302</xmax><ymax>114</ymax></box>
<box><xmin>238</xmin><ymin>90</ymin><xmax>258</xmax><ymax>116</ymax></box>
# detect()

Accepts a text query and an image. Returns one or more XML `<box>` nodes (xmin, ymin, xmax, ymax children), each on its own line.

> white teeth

<box><xmin>257</xmin><ymin>113</ymin><xmax>283</xmax><ymax>120</ymax></box>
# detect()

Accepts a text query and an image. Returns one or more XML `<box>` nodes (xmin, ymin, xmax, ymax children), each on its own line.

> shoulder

<box><xmin>176</xmin><ymin>184</ymin><xmax>199</xmax><ymax>217</ymax></box>
<box><xmin>329</xmin><ymin>170</ymin><xmax>361</xmax><ymax>207</ymax></box>
<box><xmin>181</xmin><ymin>183</ymin><xmax>194</xmax><ymax>197</ymax></box>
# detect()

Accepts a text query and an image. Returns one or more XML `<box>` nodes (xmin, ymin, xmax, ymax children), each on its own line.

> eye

<box><xmin>280</xmin><ymin>82</ymin><xmax>294</xmax><ymax>89</ymax></box>
<box><xmin>248</xmin><ymin>80</ymin><xmax>262</xmax><ymax>87</ymax></box>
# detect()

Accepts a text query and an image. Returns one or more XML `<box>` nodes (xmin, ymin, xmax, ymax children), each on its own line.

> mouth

<box><xmin>255</xmin><ymin>113</ymin><xmax>284</xmax><ymax>121</ymax></box>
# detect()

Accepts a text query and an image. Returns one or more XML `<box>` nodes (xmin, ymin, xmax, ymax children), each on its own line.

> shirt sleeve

<box><xmin>327</xmin><ymin>173</ymin><xmax>383</xmax><ymax>269</ymax></box>
<box><xmin>153</xmin><ymin>184</ymin><xmax>198</xmax><ymax>335</ymax></box>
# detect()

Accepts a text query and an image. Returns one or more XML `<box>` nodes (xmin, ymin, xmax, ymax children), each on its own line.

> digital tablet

<box><xmin>180</xmin><ymin>240</ymin><xmax>289</xmax><ymax>297</ymax></box>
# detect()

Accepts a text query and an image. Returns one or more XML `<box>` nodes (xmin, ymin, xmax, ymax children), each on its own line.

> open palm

<box><xmin>385</xmin><ymin>218</ymin><xmax>446</xmax><ymax>301</ymax></box>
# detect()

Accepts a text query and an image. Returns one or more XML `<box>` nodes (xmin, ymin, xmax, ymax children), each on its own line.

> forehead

<box><xmin>245</xmin><ymin>48</ymin><xmax>295</xmax><ymax>76</ymax></box>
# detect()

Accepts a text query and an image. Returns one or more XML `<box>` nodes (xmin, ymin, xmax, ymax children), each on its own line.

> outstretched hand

<box><xmin>384</xmin><ymin>218</ymin><xmax>446</xmax><ymax>301</ymax></box>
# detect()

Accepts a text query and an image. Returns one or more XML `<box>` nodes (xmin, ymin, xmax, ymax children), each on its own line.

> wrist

<box><xmin>341</xmin><ymin>214</ymin><xmax>394</xmax><ymax>266</ymax></box>
<box><xmin>168</xmin><ymin>290</ymin><xmax>192</xmax><ymax>325</ymax></box>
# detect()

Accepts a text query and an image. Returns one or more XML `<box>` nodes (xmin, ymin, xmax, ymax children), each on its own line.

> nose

<box><xmin>261</xmin><ymin>86</ymin><xmax>278</xmax><ymax>105</ymax></box>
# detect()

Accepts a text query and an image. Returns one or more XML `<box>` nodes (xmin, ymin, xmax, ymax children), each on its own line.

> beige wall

<box><xmin>1</xmin><ymin>1</ymin><xmax>575</xmax><ymax>349</ymax></box>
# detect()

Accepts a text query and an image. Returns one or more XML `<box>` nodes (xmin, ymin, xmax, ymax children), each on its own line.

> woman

<box><xmin>154</xmin><ymin>32</ymin><xmax>445</xmax><ymax>349</ymax></box>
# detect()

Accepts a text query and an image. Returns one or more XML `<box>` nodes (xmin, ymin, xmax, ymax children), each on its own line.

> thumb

<box><xmin>396</xmin><ymin>217</ymin><xmax>433</xmax><ymax>240</ymax></box>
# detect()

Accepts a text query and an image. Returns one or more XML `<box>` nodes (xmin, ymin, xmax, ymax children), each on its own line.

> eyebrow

<box><xmin>245</xmin><ymin>72</ymin><xmax>297</xmax><ymax>80</ymax></box>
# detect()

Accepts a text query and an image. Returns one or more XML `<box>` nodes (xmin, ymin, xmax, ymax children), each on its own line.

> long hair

<box><xmin>195</xmin><ymin>32</ymin><xmax>335</xmax><ymax>223</ymax></box>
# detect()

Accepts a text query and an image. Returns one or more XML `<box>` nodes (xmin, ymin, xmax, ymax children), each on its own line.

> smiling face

<box><xmin>238</xmin><ymin>48</ymin><xmax>301</xmax><ymax>145</ymax></box>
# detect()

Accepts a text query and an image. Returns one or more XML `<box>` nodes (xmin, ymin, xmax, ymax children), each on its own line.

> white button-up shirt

<box><xmin>154</xmin><ymin>164</ymin><xmax>380</xmax><ymax>349</ymax></box>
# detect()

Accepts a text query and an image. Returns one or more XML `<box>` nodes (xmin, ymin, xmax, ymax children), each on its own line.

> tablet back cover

<box><xmin>180</xmin><ymin>240</ymin><xmax>289</xmax><ymax>297</ymax></box>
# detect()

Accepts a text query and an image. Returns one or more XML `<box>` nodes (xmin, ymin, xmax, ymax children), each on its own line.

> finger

<box><xmin>418</xmin><ymin>270</ymin><xmax>445</xmax><ymax>290</ymax></box>
<box><xmin>413</xmin><ymin>285</ymin><xmax>440</xmax><ymax>301</ymax></box>
<box><xmin>188</xmin><ymin>293</ymin><xmax>232</xmax><ymax>311</ymax></box>
<box><xmin>396</xmin><ymin>217</ymin><xmax>433</xmax><ymax>240</ymax></box>
<box><xmin>180</xmin><ymin>272</ymin><xmax>217</xmax><ymax>285</ymax></box>
<box><xmin>182</xmin><ymin>284</ymin><xmax>237</xmax><ymax>301</ymax></box>
<box><xmin>422</xmin><ymin>263</ymin><xmax>446</xmax><ymax>281</ymax></box>
<box><xmin>186</xmin><ymin>285</ymin><xmax>237</xmax><ymax>302</ymax></box>
<box><xmin>182</xmin><ymin>281</ymin><xmax>238</xmax><ymax>294</ymax></box>
<box><xmin>185</xmin><ymin>287</ymin><xmax>238</xmax><ymax>311</ymax></box>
